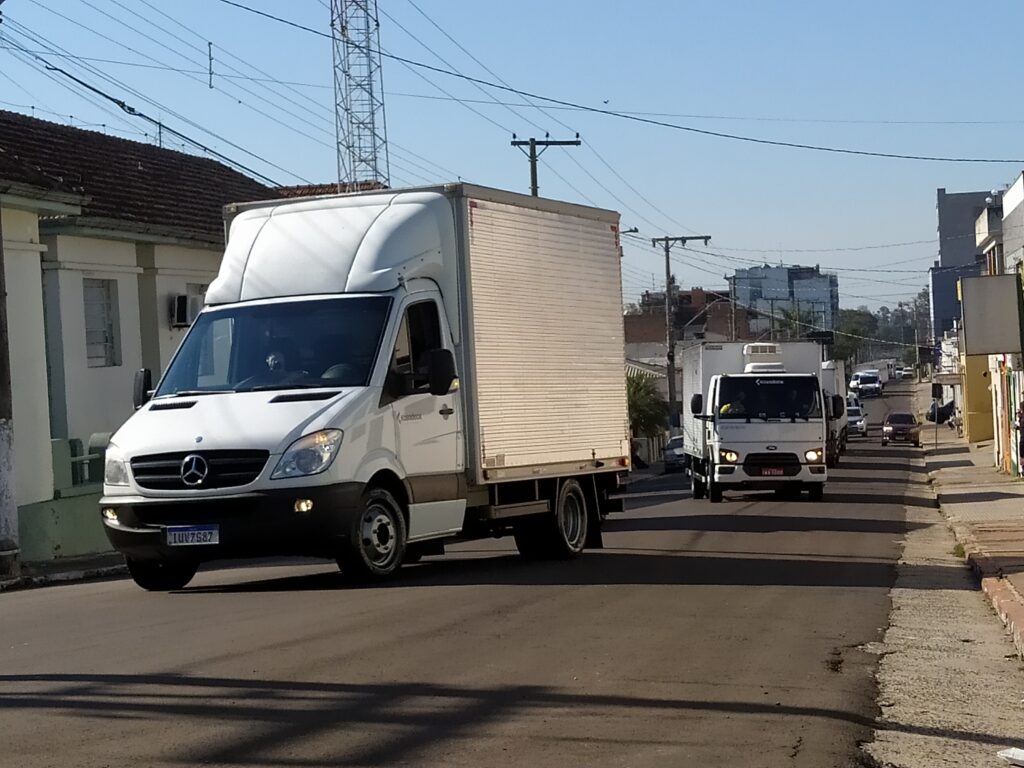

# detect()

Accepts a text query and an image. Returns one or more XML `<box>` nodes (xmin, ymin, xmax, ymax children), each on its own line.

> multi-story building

<box><xmin>929</xmin><ymin>188</ymin><xmax>990</xmax><ymax>343</ymax></box>
<box><xmin>730</xmin><ymin>264</ymin><xmax>839</xmax><ymax>337</ymax></box>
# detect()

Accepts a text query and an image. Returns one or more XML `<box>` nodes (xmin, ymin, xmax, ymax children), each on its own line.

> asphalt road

<box><xmin>0</xmin><ymin>387</ymin><xmax>921</xmax><ymax>767</ymax></box>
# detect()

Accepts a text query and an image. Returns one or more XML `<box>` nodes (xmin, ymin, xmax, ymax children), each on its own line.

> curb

<box><xmin>0</xmin><ymin>563</ymin><xmax>127</xmax><ymax>593</ymax></box>
<box><xmin>979</xmin><ymin>571</ymin><xmax>1024</xmax><ymax>659</ymax></box>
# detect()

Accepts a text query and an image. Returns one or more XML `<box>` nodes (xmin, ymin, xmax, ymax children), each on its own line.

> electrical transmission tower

<box><xmin>331</xmin><ymin>0</ymin><xmax>390</xmax><ymax>188</ymax></box>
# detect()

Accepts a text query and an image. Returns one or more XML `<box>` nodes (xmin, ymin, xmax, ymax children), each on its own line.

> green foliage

<box><xmin>833</xmin><ymin>308</ymin><xmax>879</xmax><ymax>361</ymax></box>
<box><xmin>627</xmin><ymin>372</ymin><xmax>668</xmax><ymax>439</ymax></box>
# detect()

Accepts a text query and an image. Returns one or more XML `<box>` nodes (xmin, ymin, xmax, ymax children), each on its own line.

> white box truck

<box><xmin>682</xmin><ymin>341</ymin><xmax>842</xmax><ymax>503</ymax></box>
<box><xmin>99</xmin><ymin>184</ymin><xmax>630</xmax><ymax>590</ymax></box>
<box><xmin>821</xmin><ymin>359</ymin><xmax>849</xmax><ymax>467</ymax></box>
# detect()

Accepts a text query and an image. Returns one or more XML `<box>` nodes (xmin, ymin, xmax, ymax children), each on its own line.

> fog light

<box><xmin>102</xmin><ymin>508</ymin><xmax>118</xmax><ymax>522</ymax></box>
<box><xmin>294</xmin><ymin>499</ymin><xmax>314</xmax><ymax>514</ymax></box>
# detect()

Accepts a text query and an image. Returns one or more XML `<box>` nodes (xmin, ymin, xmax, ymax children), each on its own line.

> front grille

<box><xmin>742</xmin><ymin>452</ymin><xmax>801</xmax><ymax>477</ymax></box>
<box><xmin>131</xmin><ymin>450</ymin><xmax>269</xmax><ymax>490</ymax></box>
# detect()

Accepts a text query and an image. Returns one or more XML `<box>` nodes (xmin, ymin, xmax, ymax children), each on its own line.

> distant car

<box><xmin>663</xmin><ymin>435</ymin><xmax>686</xmax><ymax>473</ymax></box>
<box><xmin>858</xmin><ymin>373</ymin><xmax>882</xmax><ymax>398</ymax></box>
<box><xmin>882</xmin><ymin>411</ymin><xmax>921</xmax><ymax>447</ymax></box>
<box><xmin>847</xmin><ymin>405</ymin><xmax>868</xmax><ymax>437</ymax></box>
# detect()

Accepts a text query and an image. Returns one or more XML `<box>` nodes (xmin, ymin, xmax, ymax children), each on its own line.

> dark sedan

<box><xmin>881</xmin><ymin>411</ymin><xmax>921</xmax><ymax>447</ymax></box>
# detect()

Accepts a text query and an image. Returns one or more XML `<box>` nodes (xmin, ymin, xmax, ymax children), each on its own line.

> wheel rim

<box><xmin>361</xmin><ymin>503</ymin><xmax>398</xmax><ymax>567</ymax></box>
<box><xmin>559</xmin><ymin>490</ymin><xmax>586</xmax><ymax>548</ymax></box>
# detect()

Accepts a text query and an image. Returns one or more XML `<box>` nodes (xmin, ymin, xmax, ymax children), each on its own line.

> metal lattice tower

<box><xmin>331</xmin><ymin>0</ymin><xmax>390</xmax><ymax>187</ymax></box>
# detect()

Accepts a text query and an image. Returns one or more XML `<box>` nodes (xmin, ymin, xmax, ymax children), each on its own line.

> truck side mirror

<box><xmin>427</xmin><ymin>349</ymin><xmax>457</xmax><ymax>396</ymax></box>
<box><xmin>931</xmin><ymin>382</ymin><xmax>943</xmax><ymax>399</ymax></box>
<box><xmin>690</xmin><ymin>393</ymin><xmax>703</xmax><ymax>415</ymax></box>
<box><xmin>133</xmin><ymin>368</ymin><xmax>152</xmax><ymax>410</ymax></box>
<box><xmin>832</xmin><ymin>395</ymin><xmax>844</xmax><ymax>418</ymax></box>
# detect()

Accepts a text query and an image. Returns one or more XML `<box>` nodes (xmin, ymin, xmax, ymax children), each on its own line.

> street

<box><xmin>1</xmin><ymin>386</ymin><xmax>935</xmax><ymax>767</ymax></box>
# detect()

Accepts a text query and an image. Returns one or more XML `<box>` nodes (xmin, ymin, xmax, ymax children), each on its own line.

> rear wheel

<box><xmin>126</xmin><ymin>558</ymin><xmax>198</xmax><ymax>591</ymax></box>
<box><xmin>337</xmin><ymin>487</ymin><xmax>407</xmax><ymax>580</ymax></box>
<box><xmin>514</xmin><ymin>479</ymin><xmax>589</xmax><ymax>560</ymax></box>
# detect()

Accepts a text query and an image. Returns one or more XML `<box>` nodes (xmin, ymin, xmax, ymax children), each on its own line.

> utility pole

<box><xmin>510</xmin><ymin>133</ymin><xmax>581</xmax><ymax>196</ymax></box>
<box><xmin>767</xmin><ymin>298</ymin><xmax>778</xmax><ymax>341</ymax></box>
<box><xmin>915</xmin><ymin>326</ymin><xmax>922</xmax><ymax>382</ymax></box>
<box><xmin>651</xmin><ymin>235</ymin><xmax>712</xmax><ymax>432</ymax></box>
<box><xmin>727</xmin><ymin>275</ymin><xmax>737</xmax><ymax>341</ymax></box>
<box><xmin>0</xmin><ymin>193</ymin><xmax>19</xmax><ymax>582</ymax></box>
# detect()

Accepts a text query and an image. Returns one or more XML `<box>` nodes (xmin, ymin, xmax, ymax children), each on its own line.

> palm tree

<box><xmin>627</xmin><ymin>372</ymin><xmax>668</xmax><ymax>439</ymax></box>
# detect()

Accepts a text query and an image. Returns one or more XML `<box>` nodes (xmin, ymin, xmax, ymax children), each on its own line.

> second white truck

<box><xmin>682</xmin><ymin>342</ymin><xmax>843</xmax><ymax>503</ymax></box>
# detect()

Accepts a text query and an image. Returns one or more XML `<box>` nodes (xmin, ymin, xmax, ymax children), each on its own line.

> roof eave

<box><xmin>39</xmin><ymin>215</ymin><xmax>223</xmax><ymax>249</ymax></box>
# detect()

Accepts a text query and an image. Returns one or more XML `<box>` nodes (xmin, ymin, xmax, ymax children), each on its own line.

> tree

<box><xmin>833</xmin><ymin>308</ymin><xmax>879</xmax><ymax>362</ymax></box>
<box><xmin>627</xmin><ymin>372</ymin><xmax>668</xmax><ymax>439</ymax></box>
<box><xmin>776</xmin><ymin>307</ymin><xmax>815</xmax><ymax>340</ymax></box>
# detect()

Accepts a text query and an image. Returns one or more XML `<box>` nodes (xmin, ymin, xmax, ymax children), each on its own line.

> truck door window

<box><xmin>389</xmin><ymin>301</ymin><xmax>442</xmax><ymax>395</ymax></box>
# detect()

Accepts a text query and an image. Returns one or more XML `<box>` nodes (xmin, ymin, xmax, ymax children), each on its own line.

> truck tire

<box><xmin>126</xmin><ymin>558</ymin><xmax>198</xmax><ymax>591</ymax></box>
<box><xmin>691</xmin><ymin>473</ymin><xmax>706</xmax><ymax>500</ymax></box>
<box><xmin>708</xmin><ymin>475</ymin><xmax>723</xmax><ymax>504</ymax></box>
<box><xmin>807</xmin><ymin>484</ymin><xmax>824</xmax><ymax>502</ymax></box>
<box><xmin>514</xmin><ymin>479</ymin><xmax>589</xmax><ymax>560</ymax></box>
<box><xmin>337</xmin><ymin>487</ymin><xmax>407</xmax><ymax>580</ymax></box>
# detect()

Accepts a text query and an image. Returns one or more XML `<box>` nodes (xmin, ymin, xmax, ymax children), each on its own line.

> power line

<box><xmin>212</xmin><ymin>0</ymin><xmax>1024</xmax><ymax>163</ymax></box>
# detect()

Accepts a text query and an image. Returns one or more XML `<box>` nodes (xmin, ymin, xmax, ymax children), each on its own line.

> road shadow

<box><xmin>938</xmin><ymin>490</ymin><xmax>1024</xmax><ymax>504</ymax></box>
<box><xmin>847</xmin><ymin>448</ymin><xmax>920</xmax><ymax>460</ymax></box>
<box><xmin>840</xmin><ymin>461</ymin><xmax>926</xmax><ymax>474</ymax></box>
<box><xmin>605</xmin><ymin>513</ymin><xmax>927</xmax><ymax>536</ymax></box>
<box><xmin>174</xmin><ymin>548</ymin><xmax>967</xmax><ymax>592</ymax></box>
<box><xmin>925</xmin><ymin>446</ymin><xmax>970</xmax><ymax>457</ymax></box>
<box><xmin>925</xmin><ymin>460</ymin><xmax>978</xmax><ymax>472</ymax></box>
<box><xmin>824</xmin><ymin>492</ymin><xmax>938</xmax><ymax>509</ymax></box>
<box><xmin>829</xmin><ymin>475</ymin><xmax>930</xmax><ymax>486</ymax></box>
<box><xmin>1</xmin><ymin>672</ymin><xmax>1020</xmax><ymax>765</ymax></box>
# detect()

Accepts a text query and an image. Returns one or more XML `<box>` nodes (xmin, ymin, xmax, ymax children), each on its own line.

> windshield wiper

<box><xmin>235</xmin><ymin>383</ymin><xmax>342</xmax><ymax>393</ymax></box>
<box><xmin>155</xmin><ymin>389</ymin><xmax>233</xmax><ymax>398</ymax></box>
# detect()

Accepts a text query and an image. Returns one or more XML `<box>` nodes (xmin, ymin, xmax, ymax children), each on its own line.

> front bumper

<box><xmin>713</xmin><ymin>463</ymin><xmax>825</xmax><ymax>489</ymax></box>
<box><xmin>99</xmin><ymin>483</ymin><xmax>364</xmax><ymax>562</ymax></box>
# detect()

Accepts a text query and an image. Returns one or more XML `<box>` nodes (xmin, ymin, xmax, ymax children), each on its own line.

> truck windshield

<box><xmin>860</xmin><ymin>374</ymin><xmax>879</xmax><ymax>385</ymax></box>
<box><xmin>156</xmin><ymin>296</ymin><xmax>392</xmax><ymax>397</ymax></box>
<box><xmin>717</xmin><ymin>376</ymin><xmax>822</xmax><ymax>421</ymax></box>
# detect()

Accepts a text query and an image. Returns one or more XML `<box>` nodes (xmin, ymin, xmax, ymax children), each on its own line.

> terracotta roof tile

<box><xmin>0</xmin><ymin>110</ymin><xmax>273</xmax><ymax>243</ymax></box>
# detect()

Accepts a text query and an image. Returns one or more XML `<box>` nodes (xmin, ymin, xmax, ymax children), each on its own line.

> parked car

<box><xmin>847</xmin><ymin>405</ymin><xmax>868</xmax><ymax>437</ymax></box>
<box><xmin>663</xmin><ymin>435</ymin><xmax>686</xmax><ymax>473</ymax></box>
<box><xmin>925</xmin><ymin>400</ymin><xmax>955</xmax><ymax>424</ymax></box>
<box><xmin>882</xmin><ymin>411</ymin><xmax>921</xmax><ymax>447</ymax></box>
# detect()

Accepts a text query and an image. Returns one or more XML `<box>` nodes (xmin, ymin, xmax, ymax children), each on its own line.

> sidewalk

<box><xmin>0</xmin><ymin>552</ymin><xmax>126</xmax><ymax>592</ymax></box>
<box><xmin>914</xmin><ymin>384</ymin><xmax>1024</xmax><ymax>657</ymax></box>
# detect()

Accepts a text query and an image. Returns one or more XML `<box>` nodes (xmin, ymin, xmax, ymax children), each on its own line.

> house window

<box><xmin>83</xmin><ymin>278</ymin><xmax>121</xmax><ymax>368</ymax></box>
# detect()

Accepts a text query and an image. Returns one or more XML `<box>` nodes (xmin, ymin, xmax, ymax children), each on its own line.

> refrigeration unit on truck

<box><xmin>821</xmin><ymin>359</ymin><xmax>849</xmax><ymax>467</ymax></box>
<box><xmin>99</xmin><ymin>184</ymin><xmax>631</xmax><ymax>590</ymax></box>
<box><xmin>682</xmin><ymin>342</ymin><xmax>843</xmax><ymax>503</ymax></box>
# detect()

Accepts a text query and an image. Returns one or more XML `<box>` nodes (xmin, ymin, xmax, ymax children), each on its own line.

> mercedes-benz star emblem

<box><xmin>180</xmin><ymin>454</ymin><xmax>209</xmax><ymax>487</ymax></box>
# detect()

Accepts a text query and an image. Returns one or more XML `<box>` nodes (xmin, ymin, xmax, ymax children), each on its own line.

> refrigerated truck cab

<box><xmin>684</xmin><ymin>342</ymin><xmax>841</xmax><ymax>504</ymax></box>
<box><xmin>99</xmin><ymin>185</ymin><xmax>630</xmax><ymax>590</ymax></box>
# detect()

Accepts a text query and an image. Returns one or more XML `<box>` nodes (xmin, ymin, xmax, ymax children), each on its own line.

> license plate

<box><xmin>166</xmin><ymin>525</ymin><xmax>219</xmax><ymax>546</ymax></box>
<box><xmin>761</xmin><ymin>467</ymin><xmax>785</xmax><ymax>476</ymax></box>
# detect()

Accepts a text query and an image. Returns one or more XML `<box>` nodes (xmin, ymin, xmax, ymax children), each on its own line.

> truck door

<box><xmin>385</xmin><ymin>298</ymin><xmax>465</xmax><ymax>540</ymax></box>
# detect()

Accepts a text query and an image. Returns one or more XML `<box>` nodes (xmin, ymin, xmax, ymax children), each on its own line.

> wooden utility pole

<box><xmin>651</xmin><ymin>234</ymin><xmax>712</xmax><ymax>432</ymax></box>
<box><xmin>727</xmin><ymin>275</ymin><xmax>737</xmax><ymax>341</ymax></box>
<box><xmin>0</xmin><ymin>195</ymin><xmax>19</xmax><ymax>582</ymax></box>
<box><xmin>510</xmin><ymin>133</ymin><xmax>581</xmax><ymax>196</ymax></box>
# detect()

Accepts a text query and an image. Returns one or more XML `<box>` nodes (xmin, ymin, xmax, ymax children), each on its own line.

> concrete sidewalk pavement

<box><xmin>914</xmin><ymin>384</ymin><xmax>1024</xmax><ymax>656</ymax></box>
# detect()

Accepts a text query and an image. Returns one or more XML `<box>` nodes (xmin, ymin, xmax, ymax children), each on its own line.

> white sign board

<box><xmin>961</xmin><ymin>274</ymin><xmax>1023</xmax><ymax>355</ymax></box>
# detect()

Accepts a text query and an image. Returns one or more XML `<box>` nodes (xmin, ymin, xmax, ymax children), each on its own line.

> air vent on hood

<box><xmin>270</xmin><ymin>390</ymin><xmax>341</xmax><ymax>403</ymax></box>
<box><xmin>149</xmin><ymin>401</ymin><xmax>197</xmax><ymax>411</ymax></box>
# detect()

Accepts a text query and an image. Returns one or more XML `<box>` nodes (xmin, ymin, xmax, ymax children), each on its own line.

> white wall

<box><xmin>42</xmin><ymin>235</ymin><xmax>142</xmax><ymax>444</ymax></box>
<box><xmin>2</xmin><ymin>207</ymin><xmax>54</xmax><ymax>505</ymax></box>
<box><xmin>137</xmin><ymin>244</ymin><xmax>220</xmax><ymax>375</ymax></box>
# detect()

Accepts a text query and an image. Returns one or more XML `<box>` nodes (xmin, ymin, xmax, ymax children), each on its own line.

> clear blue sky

<box><xmin>2</xmin><ymin>0</ymin><xmax>1022</xmax><ymax>309</ymax></box>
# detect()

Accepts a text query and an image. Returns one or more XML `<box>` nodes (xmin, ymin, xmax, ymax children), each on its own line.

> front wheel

<box><xmin>807</xmin><ymin>484</ymin><xmax>824</xmax><ymax>502</ymax></box>
<box><xmin>126</xmin><ymin>558</ymin><xmax>198</xmax><ymax>591</ymax></box>
<box><xmin>708</xmin><ymin>472</ymin><xmax>723</xmax><ymax>504</ymax></box>
<box><xmin>337</xmin><ymin>487</ymin><xmax>407</xmax><ymax>580</ymax></box>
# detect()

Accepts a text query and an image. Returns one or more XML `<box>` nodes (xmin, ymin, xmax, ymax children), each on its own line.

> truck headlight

<box><xmin>804</xmin><ymin>448</ymin><xmax>824</xmax><ymax>463</ymax></box>
<box><xmin>719</xmin><ymin>449</ymin><xmax>740</xmax><ymax>464</ymax></box>
<box><xmin>271</xmin><ymin>430</ymin><xmax>343</xmax><ymax>479</ymax></box>
<box><xmin>104</xmin><ymin>457</ymin><xmax>130</xmax><ymax>486</ymax></box>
